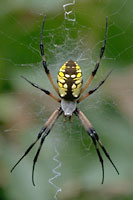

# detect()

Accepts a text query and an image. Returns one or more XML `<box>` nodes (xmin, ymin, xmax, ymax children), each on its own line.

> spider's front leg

<box><xmin>74</xmin><ymin>108</ymin><xmax>119</xmax><ymax>184</ymax></box>
<box><xmin>11</xmin><ymin>107</ymin><xmax>63</xmax><ymax>186</ymax></box>
<box><xmin>31</xmin><ymin>107</ymin><xmax>63</xmax><ymax>186</ymax></box>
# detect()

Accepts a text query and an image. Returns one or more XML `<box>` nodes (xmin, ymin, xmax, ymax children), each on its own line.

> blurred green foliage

<box><xmin>0</xmin><ymin>0</ymin><xmax>133</xmax><ymax>200</ymax></box>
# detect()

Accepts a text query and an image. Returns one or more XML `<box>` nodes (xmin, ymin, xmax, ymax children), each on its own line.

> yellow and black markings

<box><xmin>57</xmin><ymin>60</ymin><xmax>83</xmax><ymax>100</ymax></box>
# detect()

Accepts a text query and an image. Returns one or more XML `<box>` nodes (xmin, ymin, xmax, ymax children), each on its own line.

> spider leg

<box><xmin>80</xmin><ymin>17</ymin><xmax>108</xmax><ymax>94</ymax></box>
<box><xmin>74</xmin><ymin>108</ymin><xmax>119</xmax><ymax>184</ymax></box>
<box><xmin>91</xmin><ymin>134</ymin><xmax>104</xmax><ymax>184</ymax></box>
<box><xmin>10</xmin><ymin>126</ymin><xmax>46</xmax><ymax>173</ymax></box>
<box><xmin>11</xmin><ymin>107</ymin><xmax>63</xmax><ymax>186</ymax></box>
<box><xmin>32</xmin><ymin>107</ymin><xmax>63</xmax><ymax>186</ymax></box>
<box><xmin>21</xmin><ymin>75</ymin><xmax>61</xmax><ymax>103</ymax></box>
<box><xmin>40</xmin><ymin>16</ymin><xmax>59</xmax><ymax>95</ymax></box>
<box><xmin>93</xmin><ymin>132</ymin><xmax>119</xmax><ymax>175</ymax></box>
<box><xmin>32</xmin><ymin>129</ymin><xmax>50</xmax><ymax>186</ymax></box>
<box><xmin>78</xmin><ymin>69</ymin><xmax>112</xmax><ymax>103</ymax></box>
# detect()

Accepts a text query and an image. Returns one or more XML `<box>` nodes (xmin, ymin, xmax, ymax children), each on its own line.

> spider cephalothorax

<box><xmin>11</xmin><ymin>16</ymin><xmax>119</xmax><ymax>186</ymax></box>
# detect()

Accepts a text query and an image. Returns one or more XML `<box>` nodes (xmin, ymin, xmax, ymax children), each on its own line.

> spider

<box><xmin>11</xmin><ymin>16</ymin><xmax>119</xmax><ymax>186</ymax></box>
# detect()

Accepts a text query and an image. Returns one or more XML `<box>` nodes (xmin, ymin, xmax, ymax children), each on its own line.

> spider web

<box><xmin>0</xmin><ymin>0</ymin><xmax>133</xmax><ymax>200</ymax></box>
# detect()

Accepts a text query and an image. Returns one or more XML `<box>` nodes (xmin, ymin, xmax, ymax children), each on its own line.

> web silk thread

<box><xmin>63</xmin><ymin>0</ymin><xmax>76</xmax><ymax>22</ymax></box>
<box><xmin>48</xmin><ymin>145</ymin><xmax>62</xmax><ymax>200</ymax></box>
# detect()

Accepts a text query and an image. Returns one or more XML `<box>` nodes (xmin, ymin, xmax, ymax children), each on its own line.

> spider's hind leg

<box><xmin>80</xmin><ymin>17</ymin><xmax>108</xmax><ymax>94</ymax></box>
<box><xmin>40</xmin><ymin>16</ymin><xmax>59</xmax><ymax>95</ymax></box>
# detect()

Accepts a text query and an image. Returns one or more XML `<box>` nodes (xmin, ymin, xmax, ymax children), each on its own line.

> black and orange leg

<box><xmin>32</xmin><ymin>107</ymin><xmax>63</xmax><ymax>185</ymax></box>
<box><xmin>40</xmin><ymin>16</ymin><xmax>59</xmax><ymax>95</ymax></box>
<box><xmin>74</xmin><ymin>108</ymin><xmax>119</xmax><ymax>184</ymax></box>
<box><xmin>11</xmin><ymin>107</ymin><xmax>63</xmax><ymax>186</ymax></box>
<box><xmin>77</xmin><ymin>69</ymin><xmax>112</xmax><ymax>103</ymax></box>
<box><xmin>21</xmin><ymin>75</ymin><xmax>61</xmax><ymax>103</ymax></box>
<box><xmin>80</xmin><ymin>17</ymin><xmax>108</xmax><ymax>94</ymax></box>
<box><xmin>77</xmin><ymin>70</ymin><xmax>112</xmax><ymax>103</ymax></box>
<box><xmin>10</xmin><ymin>125</ymin><xmax>46</xmax><ymax>173</ymax></box>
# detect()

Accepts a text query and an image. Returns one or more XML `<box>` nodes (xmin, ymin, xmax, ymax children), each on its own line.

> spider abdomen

<box><xmin>57</xmin><ymin>60</ymin><xmax>83</xmax><ymax>100</ymax></box>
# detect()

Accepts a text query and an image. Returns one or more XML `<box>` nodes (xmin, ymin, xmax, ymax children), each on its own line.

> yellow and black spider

<box><xmin>11</xmin><ymin>16</ymin><xmax>119</xmax><ymax>185</ymax></box>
